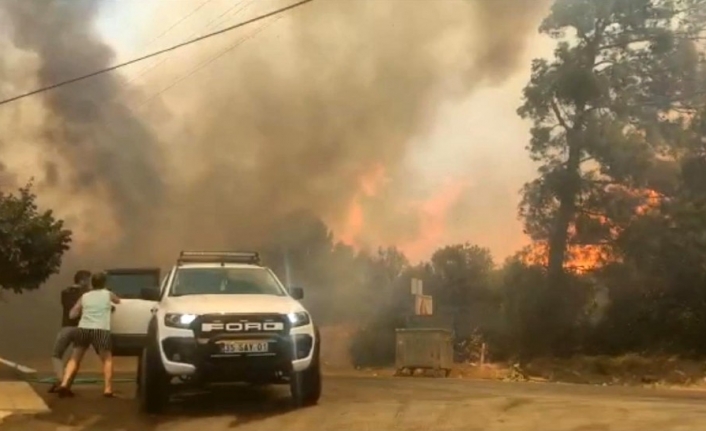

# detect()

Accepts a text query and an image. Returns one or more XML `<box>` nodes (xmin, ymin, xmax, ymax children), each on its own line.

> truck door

<box><xmin>107</xmin><ymin>268</ymin><xmax>161</xmax><ymax>356</ymax></box>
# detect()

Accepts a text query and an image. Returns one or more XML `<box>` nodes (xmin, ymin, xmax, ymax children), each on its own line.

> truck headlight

<box><xmin>164</xmin><ymin>313</ymin><xmax>197</xmax><ymax>329</ymax></box>
<box><xmin>287</xmin><ymin>311</ymin><xmax>310</xmax><ymax>327</ymax></box>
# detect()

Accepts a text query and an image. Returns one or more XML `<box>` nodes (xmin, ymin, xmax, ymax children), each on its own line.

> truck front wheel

<box><xmin>290</xmin><ymin>339</ymin><xmax>322</xmax><ymax>407</ymax></box>
<box><xmin>137</xmin><ymin>341</ymin><xmax>170</xmax><ymax>414</ymax></box>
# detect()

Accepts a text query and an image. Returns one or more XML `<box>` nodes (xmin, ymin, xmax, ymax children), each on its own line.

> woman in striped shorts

<box><xmin>56</xmin><ymin>271</ymin><xmax>121</xmax><ymax>398</ymax></box>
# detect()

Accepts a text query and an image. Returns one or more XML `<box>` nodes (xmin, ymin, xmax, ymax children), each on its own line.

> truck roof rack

<box><xmin>177</xmin><ymin>251</ymin><xmax>261</xmax><ymax>266</ymax></box>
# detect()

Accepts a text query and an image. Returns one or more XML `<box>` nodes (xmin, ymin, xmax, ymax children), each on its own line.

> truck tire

<box><xmin>137</xmin><ymin>341</ymin><xmax>169</xmax><ymax>414</ymax></box>
<box><xmin>290</xmin><ymin>338</ymin><xmax>322</xmax><ymax>407</ymax></box>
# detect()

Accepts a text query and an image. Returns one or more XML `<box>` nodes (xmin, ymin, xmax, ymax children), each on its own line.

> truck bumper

<box><xmin>158</xmin><ymin>332</ymin><xmax>316</xmax><ymax>381</ymax></box>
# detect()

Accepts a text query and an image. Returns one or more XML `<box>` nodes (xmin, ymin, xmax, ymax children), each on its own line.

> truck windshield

<box><xmin>169</xmin><ymin>267</ymin><xmax>286</xmax><ymax>297</ymax></box>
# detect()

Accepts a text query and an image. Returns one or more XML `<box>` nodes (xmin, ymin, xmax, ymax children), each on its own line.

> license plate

<box><xmin>218</xmin><ymin>341</ymin><xmax>269</xmax><ymax>354</ymax></box>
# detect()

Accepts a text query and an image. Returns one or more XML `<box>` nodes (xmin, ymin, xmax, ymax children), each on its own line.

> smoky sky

<box><xmin>133</xmin><ymin>0</ymin><xmax>550</xmax><ymax>260</ymax></box>
<box><xmin>0</xmin><ymin>0</ymin><xmax>551</xmax><ymax>359</ymax></box>
<box><xmin>0</xmin><ymin>0</ymin><xmax>549</xmax><ymax>266</ymax></box>
<box><xmin>0</xmin><ymin>0</ymin><xmax>165</xmax><ymax>257</ymax></box>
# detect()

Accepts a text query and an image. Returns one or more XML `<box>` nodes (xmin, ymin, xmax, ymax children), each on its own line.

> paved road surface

<box><xmin>0</xmin><ymin>365</ymin><xmax>19</xmax><ymax>382</ymax></box>
<box><xmin>3</xmin><ymin>374</ymin><xmax>706</xmax><ymax>430</ymax></box>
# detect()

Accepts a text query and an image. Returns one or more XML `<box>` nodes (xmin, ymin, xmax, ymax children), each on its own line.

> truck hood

<box><xmin>162</xmin><ymin>294</ymin><xmax>305</xmax><ymax>315</ymax></box>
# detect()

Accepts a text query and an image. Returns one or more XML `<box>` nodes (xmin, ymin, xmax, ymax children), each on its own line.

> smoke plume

<box><xmin>0</xmin><ymin>0</ymin><xmax>549</xmax><ymax>359</ymax></box>
<box><xmin>0</xmin><ymin>0</ymin><xmax>169</xmax><ymax>268</ymax></box>
<box><xmin>2</xmin><ymin>0</ymin><xmax>549</xmax><ymax>259</ymax></box>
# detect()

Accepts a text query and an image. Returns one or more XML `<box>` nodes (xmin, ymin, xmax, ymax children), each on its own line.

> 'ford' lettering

<box><xmin>201</xmin><ymin>321</ymin><xmax>284</xmax><ymax>332</ymax></box>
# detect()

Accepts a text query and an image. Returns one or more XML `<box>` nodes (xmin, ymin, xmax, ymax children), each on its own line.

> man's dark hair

<box><xmin>91</xmin><ymin>272</ymin><xmax>108</xmax><ymax>290</ymax></box>
<box><xmin>74</xmin><ymin>270</ymin><xmax>91</xmax><ymax>284</ymax></box>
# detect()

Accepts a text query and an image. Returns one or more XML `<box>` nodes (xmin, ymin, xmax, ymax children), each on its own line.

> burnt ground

<box><xmin>3</xmin><ymin>371</ymin><xmax>706</xmax><ymax>430</ymax></box>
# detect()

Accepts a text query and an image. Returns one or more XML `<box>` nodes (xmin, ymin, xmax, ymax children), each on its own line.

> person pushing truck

<box><xmin>49</xmin><ymin>270</ymin><xmax>91</xmax><ymax>393</ymax></box>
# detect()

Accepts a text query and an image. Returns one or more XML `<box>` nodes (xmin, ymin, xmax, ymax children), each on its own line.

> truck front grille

<box><xmin>192</xmin><ymin>313</ymin><xmax>290</xmax><ymax>338</ymax></box>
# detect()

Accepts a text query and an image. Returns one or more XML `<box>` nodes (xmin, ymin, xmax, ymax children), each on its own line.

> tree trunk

<box><xmin>543</xmin><ymin>136</ymin><xmax>583</xmax><ymax>355</ymax></box>
<box><xmin>539</xmin><ymin>20</ymin><xmax>602</xmax><ymax>356</ymax></box>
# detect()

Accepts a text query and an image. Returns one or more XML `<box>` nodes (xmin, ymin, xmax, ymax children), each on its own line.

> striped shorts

<box><xmin>74</xmin><ymin>328</ymin><xmax>112</xmax><ymax>353</ymax></box>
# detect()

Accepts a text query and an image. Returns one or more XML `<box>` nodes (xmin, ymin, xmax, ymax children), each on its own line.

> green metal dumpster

<box><xmin>395</xmin><ymin>328</ymin><xmax>453</xmax><ymax>377</ymax></box>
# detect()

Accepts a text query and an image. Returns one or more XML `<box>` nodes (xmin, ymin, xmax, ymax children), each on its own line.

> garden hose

<box><xmin>28</xmin><ymin>376</ymin><xmax>136</xmax><ymax>384</ymax></box>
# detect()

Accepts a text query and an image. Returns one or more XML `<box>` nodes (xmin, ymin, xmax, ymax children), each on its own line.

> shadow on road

<box><xmin>164</xmin><ymin>384</ymin><xmax>300</xmax><ymax>428</ymax></box>
<box><xmin>0</xmin><ymin>382</ymin><xmax>303</xmax><ymax>430</ymax></box>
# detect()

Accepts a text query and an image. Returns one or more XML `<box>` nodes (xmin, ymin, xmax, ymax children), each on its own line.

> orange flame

<box><xmin>336</xmin><ymin>169</ymin><xmax>664</xmax><ymax>268</ymax></box>
<box><xmin>522</xmin><ymin>187</ymin><xmax>663</xmax><ymax>272</ymax></box>
<box><xmin>399</xmin><ymin>178</ymin><xmax>469</xmax><ymax>262</ymax></box>
<box><xmin>520</xmin><ymin>242</ymin><xmax>610</xmax><ymax>273</ymax></box>
<box><xmin>337</xmin><ymin>163</ymin><xmax>387</xmax><ymax>247</ymax></box>
<box><xmin>335</xmin><ymin>167</ymin><xmax>468</xmax><ymax>261</ymax></box>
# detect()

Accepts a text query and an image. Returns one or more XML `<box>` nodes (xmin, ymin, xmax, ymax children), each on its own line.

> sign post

<box><xmin>410</xmin><ymin>278</ymin><xmax>423</xmax><ymax>295</ymax></box>
<box><xmin>414</xmin><ymin>294</ymin><xmax>433</xmax><ymax>316</ymax></box>
<box><xmin>410</xmin><ymin>278</ymin><xmax>432</xmax><ymax>315</ymax></box>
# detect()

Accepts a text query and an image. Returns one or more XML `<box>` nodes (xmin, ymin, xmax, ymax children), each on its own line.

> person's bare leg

<box><xmin>50</xmin><ymin>327</ymin><xmax>74</xmax><ymax>388</ymax></box>
<box><xmin>100</xmin><ymin>350</ymin><xmax>114</xmax><ymax>395</ymax></box>
<box><xmin>60</xmin><ymin>347</ymin><xmax>86</xmax><ymax>389</ymax></box>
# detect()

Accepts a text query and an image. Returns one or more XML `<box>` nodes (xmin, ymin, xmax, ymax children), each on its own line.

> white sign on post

<box><xmin>410</xmin><ymin>278</ymin><xmax>423</xmax><ymax>296</ymax></box>
<box><xmin>414</xmin><ymin>294</ymin><xmax>433</xmax><ymax>315</ymax></box>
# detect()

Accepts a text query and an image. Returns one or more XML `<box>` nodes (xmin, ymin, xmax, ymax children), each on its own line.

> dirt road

<box><xmin>3</xmin><ymin>373</ymin><xmax>706</xmax><ymax>430</ymax></box>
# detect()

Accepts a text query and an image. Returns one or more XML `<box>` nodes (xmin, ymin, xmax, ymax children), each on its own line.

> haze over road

<box><xmin>2</xmin><ymin>373</ymin><xmax>706</xmax><ymax>430</ymax></box>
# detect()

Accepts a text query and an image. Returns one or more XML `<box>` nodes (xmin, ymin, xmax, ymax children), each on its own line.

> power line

<box><xmin>125</xmin><ymin>0</ymin><xmax>240</xmax><ymax>84</ymax></box>
<box><xmin>0</xmin><ymin>0</ymin><xmax>314</xmax><ymax>107</ymax></box>
<box><xmin>10</xmin><ymin>0</ymin><xmax>258</xmax><ymax>150</ymax></box>
<box><xmin>141</xmin><ymin>0</ymin><xmax>215</xmax><ymax>51</ymax></box>
<box><xmin>136</xmin><ymin>13</ymin><xmax>282</xmax><ymax>110</ymax></box>
<box><xmin>124</xmin><ymin>0</ymin><xmax>252</xmax><ymax>86</ymax></box>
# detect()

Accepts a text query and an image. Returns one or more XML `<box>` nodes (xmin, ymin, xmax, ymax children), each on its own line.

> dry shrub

<box><xmin>523</xmin><ymin>355</ymin><xmax>706</xmax><ymax>386</ymax></box>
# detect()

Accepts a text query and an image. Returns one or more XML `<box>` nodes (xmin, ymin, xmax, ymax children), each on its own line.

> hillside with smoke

<box><xmin>0</xmin><ymin>0</ymin><xmax>549</xmax><ymax>358</ymax></box>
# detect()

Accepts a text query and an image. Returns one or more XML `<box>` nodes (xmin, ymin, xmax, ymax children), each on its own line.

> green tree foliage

<box><xmin>260</xmin><ymin>224</ymin><xmax>498</xmax><ymax>365</ymax></box>
<box><xmin>0</xmin><ymin>182</ymin><xmax>72</xmax><ymax>293</ymax></box>
<box><xmin>348</xmin><ymin>248</ymin><xmax>410</xmax><ymax>367</ymax></box>
<box><xmin>594</xmin><ymin>108</ymin><xmax>706</xmax><ymax>354</ymax></box>
<box><xmin>428</xmin><ymin>243</ymin><xmax>495</xmax><ymax>307</ymax></box>
<box><xmin>498</xmin><ymin>256</ymin><xmax>547</xmax><ymax>358</ymax></box>
<box><xmin>518</xmin><ymin>0</ymin><xmax>706</xmax><ymax>352</ymax></box>
<box><xmin>260</xmin><ymin>211</ymin><xmax>411</xmax><ymax>327</ymax></box>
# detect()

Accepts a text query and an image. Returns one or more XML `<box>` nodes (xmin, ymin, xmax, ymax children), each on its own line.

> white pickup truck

<box><xmin>108</xmin><ymin>251</ymin><xmax>322</xmax><ymax>414</ymax></box>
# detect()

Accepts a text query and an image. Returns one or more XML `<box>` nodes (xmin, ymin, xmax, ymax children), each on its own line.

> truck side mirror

<box><xmin>290</xmin><ymin>287</ymin><xmax>304</xmax><ymax>300</ymax></box>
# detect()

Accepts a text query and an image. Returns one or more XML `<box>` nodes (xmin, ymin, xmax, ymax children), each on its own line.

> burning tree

<box><xmin>517</xmin><ymin>0</ymin><xmax>706</xmax><ymax>354</ymax></box>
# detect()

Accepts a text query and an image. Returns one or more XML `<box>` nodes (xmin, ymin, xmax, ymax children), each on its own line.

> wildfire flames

<box><xmin>332</xmin><ymin>161</ymin><xmax>665</xmax><ymax>268</ymax></box>
<box><xmin>332</xmin><ymin>163</ymin><xmax>470</xmax><ymax>262</ymax></box>
<box><xmin>521</xmin><ymin>241</ymin><xmax>612</xmax><ymax>273</ymax></box>
<box><xmin>398</xmin><ymin>178</ymin><xmax>469</xmax><ymax>262</ymax></box>
<box><xmin>336</xmin><ymin>163</ymin><xmax>388</xmax><ymax>247</ymax></box>
<box><xmin>522</xmin><ymin>188</ymin><xmax>663</xmax><ymax>272</ymax></box>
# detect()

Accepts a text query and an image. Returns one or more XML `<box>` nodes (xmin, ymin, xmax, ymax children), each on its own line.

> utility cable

<box><xmin>142</xmin><ymin>0</ymin><xmax>215</xmax><ymax>51</ymax></box>
<box><xmin>135</xmin><ymin>14</ymin><xmax>282</xmax><ymax>110</ymax></box>
<box><xmin>0</xmin><ymin>0</ymin><xmax>314</xmax><ymax>107</ymax></box>
<box><xmin>125</xmin><ymin>0</ymin><xmax>251</xmax><ymax>86</ymax></box>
